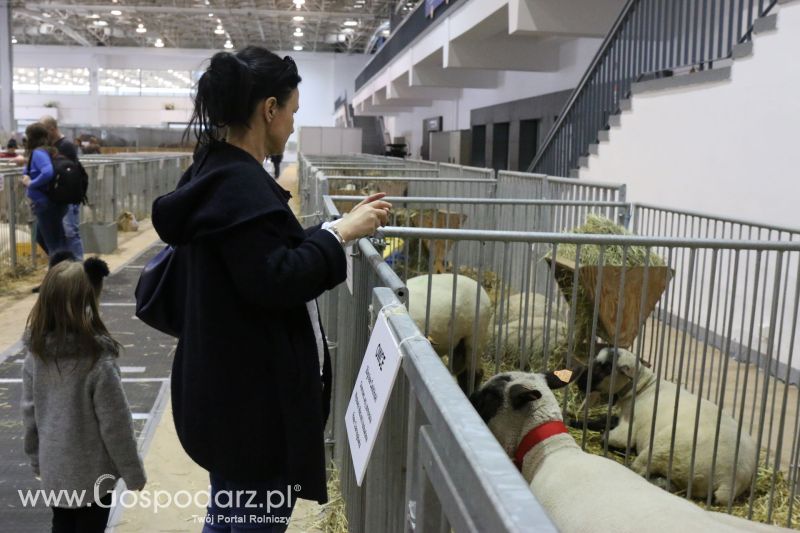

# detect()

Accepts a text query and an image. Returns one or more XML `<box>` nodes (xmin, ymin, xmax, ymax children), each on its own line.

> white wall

<box><xmin>12</xmin><ymin>45</ymin><xmax>369</xmax><ymax>145</ymax></box>
<box><xmin>579</xmin><ymin>6</ymin><xmax>800</xmax><ymax>231</ymax></box>
<box><xmin>383</xmin><ymin>37</ymin><xmax>601</xmax><ymax>157</ymax></box>
<box><xmin>580</xmin><ymin>2</ymin><xmax>800</xmax><ymax>370</ymax></box>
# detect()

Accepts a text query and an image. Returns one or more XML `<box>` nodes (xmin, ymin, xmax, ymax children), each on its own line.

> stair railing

<box><xmin>528</xmin><ymin>0</ymin><xmax>779</xmax><ymax>177</ymax></box>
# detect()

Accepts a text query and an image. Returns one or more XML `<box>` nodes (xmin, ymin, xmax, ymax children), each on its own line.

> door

<box><xmin>519</xmin><ymin>119</ymin><xmax>539</xmax><ymax>171</ymax></box>
<box><xmin>492</xmin><ymin>122</ymin><xmax>510</xmax><ymax>171</ymax></box>
<box><xmin>471</xmin><ymin>125</ymin><xmax>486</xmax><ymax>167</ymax></box>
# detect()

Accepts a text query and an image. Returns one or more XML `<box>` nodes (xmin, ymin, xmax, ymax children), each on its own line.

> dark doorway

<box><xmin>421</xmin><ymin>116</ymin><xmax>442</xmax><ymax>160</ymax></box>
<box><xmin>471</xmin><ymin>125</ymin><xmax>486</xmax><ymax>167</ymax></box>
<box><xmin>492</xmin><ymin>122</ymin><xmax>510</xmax><ymax>171</ymax></box>
<box><xmin>519</xmin><ymin>119</ymin><xmax>539</xmax><ymax>171</ymax></box>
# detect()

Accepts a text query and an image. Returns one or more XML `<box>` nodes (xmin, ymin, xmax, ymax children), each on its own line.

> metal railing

<box><xmin>530</xmin><ymin>0</ymin><xmax>780</xmax><ymax>177</ymax></box>
<box><xmin>319</xmin><ymin>199</ymin><xmax>557</xmax><ymax>532</ymax></box>
<box><xmin>0</xmin><ymin>153</ymin><xmax>190</xmax><ymax>271</ymax></box>
<box><xmin>378</xmin><ymin>225</ymin><xmax>800</xmax><ymax>526</ymax></box>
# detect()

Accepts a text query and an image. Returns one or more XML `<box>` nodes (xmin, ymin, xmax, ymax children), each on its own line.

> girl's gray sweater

<box><xmin>21</xmin><ymin>336</ymin><xmax>146</xmax><ymax>508</ymax></box>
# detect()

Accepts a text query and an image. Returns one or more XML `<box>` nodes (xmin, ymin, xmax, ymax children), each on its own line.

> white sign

<box><xmin>346</xmin><ymin>244</ymin><xmax>354</xmax><ymax>295</ymax></box>
<box><xmin>120</xmin><ymin>163</ymin><xmax>127</xmax><ymax>177</ymax></box>
<box><xmin>346</xmin><ymin>312</ymin><xmax>403</xmax><ymax>486</ymax></box>
<box><xmin>97</xmin><ymin>165</ymin><xmax>105</xmax><ymax>181</ymax></box>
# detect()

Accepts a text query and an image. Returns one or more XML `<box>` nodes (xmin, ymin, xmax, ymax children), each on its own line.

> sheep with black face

<box><xmin>470</xmin><ymin>371</ymin><xmax>789</xmax><ymax>533</ymax></box>
<box><xmin>573</xmin><ymin>347</ymin><xmax>756</xmax><ymax>505</ymax></box>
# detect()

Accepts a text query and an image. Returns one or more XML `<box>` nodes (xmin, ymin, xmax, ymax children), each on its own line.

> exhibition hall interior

<box><xmin>2</xmin><ymin>0</ymin><xmax>800</xmax><ymax>531</ymax></box>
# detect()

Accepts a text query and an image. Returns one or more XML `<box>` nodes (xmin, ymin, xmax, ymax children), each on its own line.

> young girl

<box><xmin>21</xmin><ymin>257</ymin><xmax>146</xmax><ymax>533</ymax></box>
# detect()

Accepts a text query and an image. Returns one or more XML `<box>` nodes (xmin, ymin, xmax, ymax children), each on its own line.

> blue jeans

<box><xmin>32</xmin><ymin>201</ymin><xmax>68</xmax><ymax>257</ymax></box>
<box><xmin>63</xmin><ymin>203</ymin><xmax>84</xmax><ymax>260</ymax></box>
<box><xmin>202</xmin><ymin>473</ymin><xmax>296</xmax><ymax>533</ymax></box>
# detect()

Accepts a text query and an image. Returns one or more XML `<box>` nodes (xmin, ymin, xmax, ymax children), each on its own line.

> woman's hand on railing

<box><xmin>337</xmin><ymin>192</ymin><xmax>392</xmax><ymax>241</ymax></box>
<box><xmin>21</xmin><ymin>175</ymin><xmax>31</xmax><ymax>188</ymax></box>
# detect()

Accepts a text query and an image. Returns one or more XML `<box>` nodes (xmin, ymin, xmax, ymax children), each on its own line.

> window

<box><xmin>13</xmin><ymin>67</ymin><xmax>90</xmax><ymax>94</ymax></box>
<box><xmin>13</xmin><ymin>68</ymin><xmax>39</xmax><ymax>93</ymax></box>
<box><xmin>99</xmin><ymin>68</ymin><xmax>141</xmax><ymax>96</ymax></box>
<box><xmin>140</xmin><ymin>70</ymin><xmax>192</xmax><ymax>96</ymax></box>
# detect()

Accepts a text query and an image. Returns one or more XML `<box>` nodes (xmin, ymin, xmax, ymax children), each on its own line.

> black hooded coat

<box><xmin>152</xmin><ymin>141</ymin><xmax>345</xmax><ymax>502</ymax></box>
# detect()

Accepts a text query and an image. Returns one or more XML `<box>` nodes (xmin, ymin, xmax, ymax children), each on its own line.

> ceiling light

<box><xmin>209</xmin><ymin>13</ymin><xmax>214</xmax><ymax>17</ymax></box>
<box><xmin>343</xmin><ymin>28</ymin><xmax>354</xmax><ymax>33</ymax></box>
<box><xmin>343</xmin><ymin>20</ymin><xmax>358</xmax><ymax>26</ymax></box>
<box><xmin>293</xmin><ymin>0</ymin><xmax>305</xmax><ymax>8</ymax></box>
<box><xmin>293</xmin><ymin>16</ymin><xmax>304</xmax><ymax>21</ymax></box>
<box><xmin>293</xmin><ymin>45</ymin><xmax>303</xmax><ymax>51</ymax></box>
<box><xmin>382</xmin><ymin>29</ymin><xmax>390</xmax><ymax>36</ymax></box>
<box><xmin>93</xmin><ymin>20</ymin><xmax>108</xmax><ymax>26</ymax></box>
<box><xmin>214</xmin><ymin>25</ymin><xmax>225</xmax><ymax>35</ymax></box>
<box><xmin>224</xmin><ymin>39</ymin><xmax>233</xmax><ymax>49</ymax></box>
<box><xmin>88</xmin><ymin>14</ymin><xmax>100</xmax><ymax>19</ymax></box>
<box><xmin>338</xmin><ymin>33</ymin><xmax>346</xmax><ymax>42</ymax></box>
<box><xmin>295</xmin><ymin>27</ymin><xmax>302</xmax><ymax>32</ymax></box>
<box><xmin>11</xmin><ymin>36</ymin><xmax>17</xmax><ymax>44</ymax></box>
<box><xmin>136</xmin><ymin>24</ymin><xmax>146</xmax><ymax>33</ymax></box>
<box><xmin>293</xmin><ymin>30</ymin><xmax>303</xmax><ymax>37</ymax></box>
<box><xmin>42</xmin><ymin>12</ymin><xmax>51</xmax><ymax>18</ymax></box>
<box><xmin>154</xmin><ymin>38</ymin><xmax>164</xmax><ymax>48</ymax></box>
<box><xmin>111</xmin><ymin>10</ymin><xmax>122</xmax><ymax>16</ymax></box>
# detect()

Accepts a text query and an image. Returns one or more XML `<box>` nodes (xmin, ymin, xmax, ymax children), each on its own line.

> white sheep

<box><xmin>407</xmin><ymin>273</ymin><xmax>491</xmax><ymax>391</ymax></box>
<box><xmin>575</xmin><ymin>348</ymin><xmax>757</xmax><ymax>506</ymax></box>
<box><xmin>488</xmin><ymin>291</ymin><xmax>568</xmax><ymax>370</ymax></box>
<box><xmin>470</xmin><ymin>371</ymin><xmax>791</xmax><ymax>533</ymax></box>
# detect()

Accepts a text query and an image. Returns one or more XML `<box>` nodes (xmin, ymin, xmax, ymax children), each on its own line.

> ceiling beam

<box><xmin>15</xmin><ymin>9</ymin><xmax>93</xmax><ymax>46</ymax></box>
<box><xmin>23</xmin><ymin>3</ymin><xmax>378</xmax><ymax>21</ymax></box>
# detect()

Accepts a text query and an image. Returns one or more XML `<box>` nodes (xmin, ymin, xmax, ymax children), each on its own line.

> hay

<box><xmin>554</xmin><ymin>214</ymin><xmax>666</xmax><ymax>268</ymax></box>
<box><xmin>548</xmin><ymin>214</ymin><xmax>666</xmax><ymax>360</ymax></box>
<box><xmin>314</xmin><ymin>461</ymin><xmax>348</xmax><ymax>533</ymax></box>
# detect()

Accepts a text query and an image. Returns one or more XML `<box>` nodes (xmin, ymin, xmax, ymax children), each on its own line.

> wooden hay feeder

<box><xmin>546</xmin><ymin>257</ymin><xmax>673</xmax><ymax>359</ymax></box>
<box><xmin>410</xmin><ymin>210</ymin><xmax>467</xmax><ymax>274</ymax></box>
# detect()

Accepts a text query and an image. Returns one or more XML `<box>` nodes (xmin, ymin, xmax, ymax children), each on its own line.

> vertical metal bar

<box><xmin>747</xmin><ymin>251</ymin><xmax>784</xmax><ymax>519</ymax></box>
<box><xmin>701</xmin><ymin>0</ymin><xmax>709</xmax><ymax>65</ymax></box>
<box><xmin>686</xmin><ymin>249</ymin><xmax>718</xmax><ymax>500</ymax></box>
<box><xmin>767</xmin><ymin>253</ymin><xmax>799</xmax><ymax>521</ymax></box>
<box><xmin>728</xmin><ymin>250</ymin><xmax>762</xmax><ymax>513</ymax></box>
<box><xmin>707</xmin><ymin>250</ymin><xmax>741</xmax><ymax>506</ymax></box>
<box><xmin>665</xmin><ymin>247</ymin><xmax>697</xmax><ymax>489</ymax></box>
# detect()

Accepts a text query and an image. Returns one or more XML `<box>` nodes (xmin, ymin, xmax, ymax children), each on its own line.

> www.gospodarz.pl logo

<box><xmin>17</xmin><ymin>475</ymin><xmax>301</xmax><ymax>514</ymax></box>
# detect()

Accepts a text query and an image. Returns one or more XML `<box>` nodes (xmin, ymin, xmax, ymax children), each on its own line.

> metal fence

<box><xmin>439</xmin><ymin>163</ymin><xmax>495</xmax><ymax>181</ymax></box>
<box><xmin>0</xmin><ymin>153</ymin><xmax>190</xmax><ymax>271</ymax></box>
<box><xmin>377</xmin><ymin>225</ymin><xmax>800</xmax><ymax>527</ymax></box>
<box><xmin>317</xmin><ymin>224</ymin><xmax>557</xmax><ymax>533</ymax></box>
<box><xmin>498</xmin><ymin>171</ymin><xmax>627</xmax><ymax>206</ymax></box>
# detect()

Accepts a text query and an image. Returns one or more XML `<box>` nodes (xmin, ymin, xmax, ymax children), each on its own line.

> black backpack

<box><xmin>48</xmin><ymin>155</ymin><xmax>89</xmax><ymax>205</ymax></box>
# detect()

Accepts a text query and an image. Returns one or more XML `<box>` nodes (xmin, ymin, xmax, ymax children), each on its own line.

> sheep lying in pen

<box><xmin>407</xmin><ymin>273</ymin><xmax>491</xmax><ymax>392</ymax></box>
<box><xmin>573</xmin><ymin>347</ymin><xmax>757</xmax><ymax>505</ymax></box>
<box><xmin>470</xmin><ymin>371</ymin><xmax>791</xmax><ymax>533</ymax></box>
<box><xmin>488</xmin><ymin>291</ymin><xmax>569</xmax><ymax>370</ymax></box>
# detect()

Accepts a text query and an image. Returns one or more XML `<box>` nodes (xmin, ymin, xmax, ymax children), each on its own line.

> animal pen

<box><xmin>0</xmin><ymin>153</ymin><xmax>190</xmax><ymax>273</ymax></box>
<box><xmin>302</xmin><ymin>153</ymin><xmax>800</xmax><ymax>531</ymax></box>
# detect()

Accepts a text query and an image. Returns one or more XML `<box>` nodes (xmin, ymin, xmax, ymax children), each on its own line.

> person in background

<box><xmin>21</xmin><ymin>123</ymin><xmax>67</xmax><ymax>258</ymax></box>
<box><xmin>270</xmin><ymin>153</ymin><xmax>283</xmax><ymax>179</ymax></box>
<box><xmin>41</xmin><ymin>115</ymin><xmax>84</xmax><ymax>260</ymax></box>
<box><xmin>0</xmin><ymin>137</ymin><xmax>18</xmax><ymax>158</ymax></box>
<box><xmin>22</xmin><ymin>257</ymin><xmax>146</xmax><ymax>533</ymax></box>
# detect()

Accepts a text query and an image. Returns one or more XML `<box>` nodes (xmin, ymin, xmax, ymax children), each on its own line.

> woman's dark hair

<box><xmin>186</xmin><ymin>46</ymin><xmax>301</xmax><ymax>148</ymax></box>
<box><xmin>25</xmin><ymin>123</ymin><xmax>55</xmax><ymax>155</ymax></box>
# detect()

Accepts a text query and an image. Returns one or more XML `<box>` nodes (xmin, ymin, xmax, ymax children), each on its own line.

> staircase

<box><xmin>528</xmin><ymin>0</ymin><xmax>782</xmax><ymax>178</ymax></box>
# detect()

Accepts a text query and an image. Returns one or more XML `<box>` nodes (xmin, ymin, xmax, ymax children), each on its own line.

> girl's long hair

<box><xmin>26</xmin><ymin>261</ymin><xmax>120</xmax><ymax>363</ymax></box>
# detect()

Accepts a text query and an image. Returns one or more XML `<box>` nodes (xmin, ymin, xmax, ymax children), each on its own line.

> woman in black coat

<box><xmin>151</xmin><ymin>46</ymin><xmax>391</xmax><ymax>532</ymax></box>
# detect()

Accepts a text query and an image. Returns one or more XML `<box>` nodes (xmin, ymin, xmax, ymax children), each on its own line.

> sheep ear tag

<box><xmin>545</xmin><ymin>369</ymin><xmax>573</xmax><ymax>390</ymax></box>
<box><xmin>554</xmin><ymin>369</ymin><xmax>573</xmax><ymax>383</ymax></box>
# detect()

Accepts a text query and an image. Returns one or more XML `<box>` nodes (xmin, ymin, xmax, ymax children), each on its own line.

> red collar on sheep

<box><xmin>514</xmin><ymin>421</ymin><xmax>569</xmax><ymax>470</ymax></box>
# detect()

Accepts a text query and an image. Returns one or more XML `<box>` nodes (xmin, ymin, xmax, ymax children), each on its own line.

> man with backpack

<box><xmin>41</xmin><ymin>116</ymin><xmax>85</xmax><ymax>260</ymax></box>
